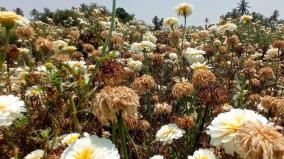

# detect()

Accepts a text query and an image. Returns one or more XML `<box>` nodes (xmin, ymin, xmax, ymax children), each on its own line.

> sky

<box><xmin>0</xmin><ymin>0</ymin><xmax>284</xmax><ymax>26</ymax></box>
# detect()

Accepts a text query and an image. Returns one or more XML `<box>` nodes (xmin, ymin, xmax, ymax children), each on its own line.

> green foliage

<box><xmin>116</xmin><ymin>7</ymin><xmax>134</xmax><ymax>23</ymax></box>
<box><xmin>152</xmin><ymin>16</ymin><xmax>163</xmax><ymax>30</ymax></box>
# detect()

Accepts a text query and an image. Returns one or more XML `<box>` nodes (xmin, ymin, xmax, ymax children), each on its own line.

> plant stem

<box><xmin>69</xmin><ymin>95</ymin><xmax>82</xmax><ymax>135</ymax></box>
<box><xmin>112</xmin><ymin>123</ymin><xmax>116</xmax><ymax>144</ymax></box>
<box><xmin>192</xmin><ymin>105</ymin><xmax>210</xmax><ymax>152</ymax></box>
<box><xmin>116</xmin><ymin>112</ymin><xmax>128</xmax><ymax>159</ymax></box>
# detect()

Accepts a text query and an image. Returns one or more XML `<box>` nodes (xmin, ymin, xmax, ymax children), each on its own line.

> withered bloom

<box><xmin>172</xmin><ymin>82</ymin><xmax>194</xmax><ymax>99</ymax></box>
<box><xmin>93</xmin><ymin>86</ymin><xmax>139</xmax><ymax>125</ymax></box>
<box><xmin>15</xmin><ymin>26</ymin><xmax>34</xmax><ymax>40</ymax></box>
<box><xmin>34</xmin><ymin>37</ymin><xmax>53</xmax><ymax>54</ymax></box>
<box><xmin>131</xmin><ymin>75</ymin><xmax>156</xmax><ymax>95</ymax></box>
<box><xmin>192</xmin><ymin>69</ymin><xmax>216</xmax><ymax>88</ymax></box>
<box><xmin>197</xmin><ymin>81</ymin><xmax>228</xmax><ymax>106</ymax></box>
<box><xmin>96</xmin><ymin>59</ymin><xmax>127</xmax><ymax>86</ymax></box>
<box><xmin>258</xmin><ymin>67</ymin><xmax>274</xmax><ymax>81</ymax></box>
<box><xmin>172</xmin><ymin>116</ymin><xmax>195</xmax><ymax>129</ymax></box>
<box><xmin>236</xmin><ymin>122</ymin><xmax>284</xmax><ymax>159</ymax></box>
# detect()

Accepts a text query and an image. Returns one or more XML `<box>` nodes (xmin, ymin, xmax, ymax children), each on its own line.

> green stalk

<box><xmin>77</xmin><ymin>0</ymin><xmax>116</xmax><ymax>108</ymax></box>
<box><xmin>111</xmin><ymin>123</ymin><xmax>116</xmax><ymax>144</ymax></box>
<box><xmin>69</xmin><ymin>95</ymin><xmax>83</xmax><ymax>135</ymax></box>
<box><xmin>116</xmin><ymin>112</ymin><xmax>128</xmax><ymax>159</ymax></box>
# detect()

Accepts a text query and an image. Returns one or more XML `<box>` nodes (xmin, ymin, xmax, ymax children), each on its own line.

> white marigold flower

<box><xmin>61</xmin><ymin>133</ymin><xmax>81</xmax><ymax>145</ymax></box>
<box><xmin>150</xmin><ymin>155</ymin><xmax>164</xmax><ymax>159</ymax></box>
<box><xmin>188</xmin><ymin>149</ymin><xmax>216</xmax><ymax>159</ymax></box>
<box><xmin>265</xmin><ymin>48</ymin><xmax>279</xmax><ymax>59</ymax></box>
<box><xmin>143</xmin><ymin>32</ymin><xmax>157</xmax><ymax>43</ymax></box>
<box><xmin>130</xmin><ymin>41</ymin><xmax>156</xmax><ymax>54</ymax></box>
<box><xmin>168</xmin><ymin>52</ymin><xmax>178</xmax><ymax>61</ymax></box>
<box><xmin>53</xmin><ymin>40</ymin><xmax>68</xmax><ymax>52</ymax></box>
<box><xmin>64</xmin><ymin>61</ymin><xmax>87</xmax><ymax>72</ymax></box>
<box><xmin>184</xmin><ymin>48</ymin><xmax>206</xmax><ymax>64</ymax></box>
<box><xmin>174</xmin><ymin>3</ymin><xmax>194</xmax><ymax>17</ymax></box>
<box><xmin>60</xmin><ymin>135</ymin><xmax>120</xmax><ymax>159</ymax></box>
<box><xmin>155</xmin><ymin>123</ymin><xmax>185</xmax><ymax>144</ymax></box>
<box><xmin>240</xmin><ymin>15</ymin><xmax>253</xmax><ymax>23</ymax></box>
<box><xmin>0</xmin><ymin>95</ymin><xmax>26</xmax><ymax>127</ymax></box>
<box><xmin>206</xmin><ymin>109</ymin><xmax>268</xmax><ymax>155</ymax></box>
<box><xmin>127</xmin><ymin>59</ymin><xmax>143</xmax><ymax>71</ymax></box>
<box><xmin>25</xmin><ymin>86</ymin><xmax>42</xmax><ymax>97</ymax></box>
<box><xmin>163</xmin><ymin>17</ymin><xmax>178</xmax><ymax>28</ymax></box>
<box><xmin>63</xmin><ymin>46</ymin><xmax>77</xmax><ymax>53</ymax></box>
<box><xmin>24</xmin><ymin>149</ymin><xmax>44</xmax><ymax>159</ymax></box>
<box><xmin>219</xmin><ymin>23</ymin><xmax>237</xmax><ymax>33</ymax></box>
<box><xmin>190</xmin><ymin>62</ymin><xmax>211</xmax><ymax>71</ymax></box>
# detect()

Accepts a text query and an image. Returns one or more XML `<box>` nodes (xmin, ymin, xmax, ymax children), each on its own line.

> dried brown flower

<box><xmin>172</xmin><ymin>116</ymin><xmax>195</xmax><ymax>129</ymax></box>
<box><xmin>192</xmin><ymin>69</ymin><xmax>216</xmax><ymax>88</ymax></box>
<box><xmin>15</xmin><ymin>26</ymin><xmax>34</xmax><ymax>40</ymax></box>
<box><xmin>131</xmin><ymin>75</ymin><xmax>156</xmax><ymax>95</ymax></box>
<box><xmin>197</xmin><ymin>81</ymin><xmax>228</xmax><ymax>106</ymax></box>
<box><xmin>93</xmin><ymin>86</ymin><xmax>139</xmax><ymax>125</ymax></box>
<box><xmin>258</xmin><ymin>67</ymin><xmax>274</xmax><ymax>81</ymax></box>
<box><xmin>227</xmin><ymin>35</ymin><xmax>240</xmax><ymax>47</ymax></box>
<box><xmin>96</xmin><ymin>59</ymin><xmax>127</xmax><ymax>86</ymax></box>
<box><xmin>34</xmin><ymin>37</ymin><xmax>53</xmax><ymax>54</ymax></box>
<box><xmin>272</xmin><ymin>40</ymin><xmax>284</xmax><ymax>49</ymax></box>
<box><xmin>236</xmin><ymin>122</ymin><xmax>284</xmax><ymax>159</ymax></box>
<box><xmin>172</xmin><ymin>82</ymin><xmax>194</xmax><ymax>98</ymax></box>
<box><xmin>153</xmin><ymin>102</ymin><xmax>172</xmax><ymax>115</ymax></box>
<box><xmin>244</xmin><ymin>58</ymin><xmax>256</xmax><ymax>68</ymax></box>
<box><xmin>83</xmin><ymin>44</ymin><xmax>95</xmax><ymax>53</ymax></box>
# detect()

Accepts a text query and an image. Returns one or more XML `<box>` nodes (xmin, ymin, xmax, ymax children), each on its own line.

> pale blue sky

<box><xmin>0</xmin><ymin>0</ymin><xmax>283</xmax><ymax>26</ymax></box>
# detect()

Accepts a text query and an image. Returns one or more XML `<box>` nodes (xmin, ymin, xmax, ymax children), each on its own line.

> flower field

<box><xmin>0</xmin><ymin>0</ymin><xmax>283</xmax><ymax>159</ymax></box>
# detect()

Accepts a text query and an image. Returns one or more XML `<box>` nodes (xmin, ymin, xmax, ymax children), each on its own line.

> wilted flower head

<box><xmin>131</xmin><ymin>74</ymin><xmax>156</xmax><ymax>95</ymax></box>
<box><xmin>207</xmin><ymin>109</ymin><xmax>268</xmax><ymax>155</ymax></box>
<box><xmin>192</xmin><ymin>69</ymin><xmax>216</xmax><ymax>88</ymax></box>
<box><xmin>172</xmin><ymin>82</ymin><xmax>194</xmax><ymax>98</ymax></box>
<box><xmin>0</xmin><ymin>95</ymin><xmax>26</xmax><ymax>127</ymax></box>
<box><xmin>154</xmin><ymin>102</ymin><xmax>172</xmax><ymax>115</ymax></box>
<box><xmin>93</xmin><ymin>86</ymin><xmax>139</xmax><ymax>125</ymax></box>
<box><xmin>236</xmin><ymin>121</ymin><xmax>284</xmax><ymax>159</ymax></box>
<box><xmin>174</xmin><ymin>3</ymin><xmax>194</xmax><ymax>17</ymax></box>
<box><xmin>155</xmin><ymin>123</ymin><xmax>185</xmax><ymax>144</ymax></box>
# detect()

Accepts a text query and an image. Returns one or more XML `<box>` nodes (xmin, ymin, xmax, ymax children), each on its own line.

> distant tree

<box><xmin>0</xmin><ymin>7</ymin><xmax>6</xmax><ymax>11</ymax></box>
<box><xmin>237</xmin><ymin>0</ymin><xmax>250</xmax><ymax>15</ymax></box>
<box><xmin>270</xmin><ymin>9</ymin><xmax>280</xmax><ymax>21</ymax></box>
<box><xmin>14</xmin><ymin>8</ymin><xmax>24</xmax><ymax>16</ymax></box>
<box><xmin>205</xmin><ymin>17</ymin><xmax>209</xmax><ymax>25</ymax></box>
<box><xmin>30</xmin><ymin>9</ymin><xmax>40</xmax><ymax>19</ymax></box>
<box><xmin>116</xmin><ymin>7</ymin><xmax>134</xmax><ymax>23</ymax></box>
<box><xmin>152</xmin><ymin>16</ymin><xmax>163</xmax><ymax>30</ymax></box>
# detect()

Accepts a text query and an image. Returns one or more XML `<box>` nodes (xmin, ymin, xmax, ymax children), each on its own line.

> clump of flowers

<box><xmin>207</xmin><ymin>109</ymin><xmax>268</xmax><ymax>154</ymax></box>
<box><xmin>236</xmin><ymin>121</ymin><xmax>284</xmax><ymax>159</ymax></box>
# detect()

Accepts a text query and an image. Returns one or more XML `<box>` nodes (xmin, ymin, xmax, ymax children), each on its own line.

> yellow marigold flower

<box><xmin>0</xmin><ymin>11</ymin><xmax>23</xmax><ymax>28</ymax></box>
<box><xmin>174</xmin><ymin>3</ymin><xmax>194</xmax><ymax>17</ymax></box>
